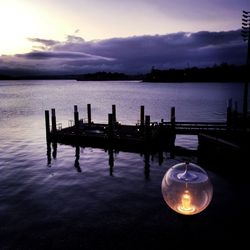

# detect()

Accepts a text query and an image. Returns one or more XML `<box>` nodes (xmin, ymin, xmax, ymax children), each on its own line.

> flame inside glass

<box><xmin>161</xmin><ymin>162</ymin><xmax>213</xmax><ymax>215</ymax></box>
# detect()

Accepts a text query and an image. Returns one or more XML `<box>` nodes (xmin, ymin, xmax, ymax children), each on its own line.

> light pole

<box><xmin>241</xmin><ymin>10</ymin><xmax>250</xmax><ymax>128</ymax></box>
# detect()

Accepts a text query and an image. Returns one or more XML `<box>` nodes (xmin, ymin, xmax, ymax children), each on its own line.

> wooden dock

<box><xmin>45</xmin><ymin>103</ymin><xmax>248</xmax><ymax>155</ymax></box>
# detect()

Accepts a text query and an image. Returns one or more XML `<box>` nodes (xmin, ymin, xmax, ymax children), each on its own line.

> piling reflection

<box><xmin>46</xmin><ymin>143</ymin><xmax>173</xmax><ymax>179</ymax></box>
<box><xmin>46</xmin><ymin>142</ymin><xmax>51</xmax><ymax>166</ymax></box>
<box><xmin>158</xmin><ymin>151</ymin><xmax>163</xmax><ymax>165</ymax></box>
<box><xmin>74</xmin><ymin>145</ymin><xmax>81</xmax><ymax>172</ymax></box>
<box><xmin>52</xmin><ymin>142</ymin><xmax>57</xmax><ymax>159</ymax></box>
<box><xmin>108</xmin><ymin>148</ymin><xmax>114</xmax><ymax>176</ymax></box>
<box><xmin>144</xmin><ymin>152</ymin><xmax>150</xmax><ymax>180</ymax></box>
<box><xmin>46</xmin><ymin>141</ymin><xmax>58</xmax><ymax>166</ymax></box>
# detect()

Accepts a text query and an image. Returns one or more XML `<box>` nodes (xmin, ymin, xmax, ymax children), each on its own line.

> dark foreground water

<box><xmin>0</xmin><ymin>80</ymin><xmax>249</xmax><ymax>248</ymax></box>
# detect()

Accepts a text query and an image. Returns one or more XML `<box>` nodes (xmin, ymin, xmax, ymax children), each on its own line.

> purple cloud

<box><xmin>0</xmin><ymin>30</ymin><xmax>247</xmax><ymax>75</ymax></box>
<box><xmin>16</xmin><ymin>51</ymin><xmax>114</xmax><ymax>61</ymax></box>
<box><xmin>28</xmin><ymin>38</ymin><xmax>59</xmax><ymax>47</ymax></box>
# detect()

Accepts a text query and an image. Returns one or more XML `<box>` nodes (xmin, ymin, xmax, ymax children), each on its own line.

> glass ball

<box><xmin>161</xmin><ymin>162</ymin><xmax>213</xmax><ymax>215</ymax></box>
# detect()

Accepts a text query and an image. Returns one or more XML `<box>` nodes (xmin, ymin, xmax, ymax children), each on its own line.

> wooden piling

<box><xmin>171</xmin><ymin>107</ymin><xmax>176</xmax><ymax>128</ymax></box>
<box><xmin>170</xmin><ymin>107</ymin><xmax>176</xmax><ymax>151</ymax></box>
<box><xmin>87</xmin><ymin>104</ymin><xmax>92</xmax><ymax>125</ymax></box>
<box><xmin>74</xmin><ymin>105</ymin><xmax>78</xmax><ymax>113</ymax></box>
<box><xmin>108</xmin><ymin>113</ymin><xmax>113</xmax><ymax>139</ymax></box>
<box><xmin>112</xmin><ymin>104</ymin><xmax>116</xmax><ymax>124</ymax></box>
<box><xmin>74</xmin><ymin>106</ymin><xmax>79</xmax><ymax>133</ymax></box>
<box><xmin>145</xmin><ymin>115</ymin><xmax>151</xmax><ymax>142</ymax></box>
<box><xmin>45</xmin><ymin>110</ymin><xmax>50</xmax><ymax>141</ymax></box>
<box><xmin>51</xmin><ymin>108</ymin><xmax>57</xmax><ymax>133</ymax></box>
<box><xmin>140</xmin><ymin>106</ymin><xmax>145</xmax><ymax>127</ymax></box>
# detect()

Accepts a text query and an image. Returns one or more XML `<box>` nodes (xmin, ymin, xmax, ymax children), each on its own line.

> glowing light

<box><xmin>161</xmin><ymin>162</ymin><xmax>213</xmax><ymax>216</ymax></box>
<box><xmin>177</xmin><ymin>190</ymin><xmax>196</xmax><ymax>215</ymax></box>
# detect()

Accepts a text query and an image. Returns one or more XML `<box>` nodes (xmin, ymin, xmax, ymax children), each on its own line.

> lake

<box><xmin>0</xmin><ymin>80</ymin><xmax>249</xmax><ymax>248</ymax></box>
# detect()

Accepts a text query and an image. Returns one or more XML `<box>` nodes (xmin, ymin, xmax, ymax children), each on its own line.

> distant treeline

<box><xmin>143</xmin><ymin>64</ymin><xmax>247</xmax><ymax>82</ymax></box>
<box><xmin>75</xmin><ymin>72</ymin><xmax>143</xmax><ymax>81</ymax></box>
<box><xmin>0</xmin><ymin>71</ymin><xmax>142</xmax><ymax>81</ymax></box>
<box><xmin>0</xmin><ymin>64</ymin><xmax>247</xmax><ymax>82</ymax></box>
<box><xmin>0</xmin><ymin>74</ymin><xmax>74</xmax><ymax>80</ymax></box>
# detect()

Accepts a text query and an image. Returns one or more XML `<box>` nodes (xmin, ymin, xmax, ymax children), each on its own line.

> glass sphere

<box><xmin>161</xmin><ymin>162</ymin><xmax>213</xmax><ymax>215</ymax></box>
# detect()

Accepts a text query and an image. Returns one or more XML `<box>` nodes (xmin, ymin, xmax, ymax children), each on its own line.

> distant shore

<box><xmin>0</xmin><ymin>64</ymin><xmax>246</xmax><ymax>82</ymax></box>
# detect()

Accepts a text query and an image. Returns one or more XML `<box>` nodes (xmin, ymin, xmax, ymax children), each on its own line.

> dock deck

<box><xmin>45</xmin><ymin>104</ymin><xmax>248</xmax><ymax>154</ymax></box>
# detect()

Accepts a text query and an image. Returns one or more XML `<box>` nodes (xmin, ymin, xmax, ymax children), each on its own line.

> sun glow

<box><xmin>0</xmin><ymin>0</ymin><xmax>71</xmax><ymax>55</ymax></box>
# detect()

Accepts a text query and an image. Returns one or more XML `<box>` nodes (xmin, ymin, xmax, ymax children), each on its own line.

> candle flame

<box><xmin>177</xmin><ymin>190</ymin><xmax>196</xmax><ymax>215</ymax></box>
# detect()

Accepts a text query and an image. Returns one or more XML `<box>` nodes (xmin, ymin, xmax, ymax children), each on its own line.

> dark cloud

<box><xmin>16</xmin><ymin>51</ymin><xmax>114</xmax><ymax>61</ymax></box>
<box><xmin>28</xmin><ymin>38</ymin><xmax>59</xmax><ymax>47</ymax></box>
<box><xmin>0</xmin><ymin>30</ymin><xmax>247</xmax><ymax>75</ymax></box>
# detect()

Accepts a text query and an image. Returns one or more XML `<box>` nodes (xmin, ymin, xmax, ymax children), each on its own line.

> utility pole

<box><xmin>241</xmin><ymin>10</ymin><xmax>250</xmax><ymax>128</ymax></box>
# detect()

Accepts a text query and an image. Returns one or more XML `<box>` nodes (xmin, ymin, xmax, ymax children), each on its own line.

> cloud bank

<box><xmin>0</xmin><ymin>30</ymin><xmax>247</xmax><ymax>75</ymax></box>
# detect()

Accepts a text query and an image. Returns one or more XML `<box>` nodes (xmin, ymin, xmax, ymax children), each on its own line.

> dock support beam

<box><xmin>171</xmin><ymin>107</ymin><xmax>176</xmax><ymax>128</ymax></box>
<box><xmin>140</xmin><ymin>105</ymin><xmax>145</xmax><ymax>127</ymax></box>
<box><xmin>87</xmin><ymin>104</ymin><xmax>92</xmax><ymax>126</ymax></box>
<box><xmin>108</xmin><ymin>113</ymin><xmax>114</xmax><ymax>140</ymax></box>
<box><xmin>45</xmin><ymin>110</ymin><xmax>50</xmax><ymax>141</ymax></box>
<box><xmin>112</xmin><ymin>104</ymin><xmax>116</xmax><ymax>124</ymax></box>
<box><xmin>145</xmin><ymin>115</ymin><xmax>151</xmax><ymax>142</ymax></box>
<box><xmin>51</xmin><ymin>108</ymin><xmax>57</xmax><ymax>133</ymax></box>
<box><xmin>74</xmin><ymin>105</ymin><xmax>78</xmax><ymax>113</ymax></box>
<box><xmin>74</xmin><ymin>105</ymin><xmax>79</xmax><ymax>134</ymax></box>
<box><xmin>170</xmin><ymin>107</ymin><xmax>176</xmax><ymax>152</ymax></box>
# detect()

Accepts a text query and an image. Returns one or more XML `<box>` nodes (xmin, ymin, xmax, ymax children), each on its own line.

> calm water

<box><xmin>0</xmin><ymin>80</ymin><xmax>249</xmax><ymax>248</ymax></box>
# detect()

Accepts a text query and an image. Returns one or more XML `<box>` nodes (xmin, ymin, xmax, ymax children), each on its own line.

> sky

<box><xmin>0</xmin><ymin>0</ymin><xmax>250</xmax><ymax>75</ymax></box>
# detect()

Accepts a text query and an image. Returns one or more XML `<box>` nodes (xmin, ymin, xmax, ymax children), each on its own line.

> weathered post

<box><xmin>145</xmin><ymin>115</ymin><xmax>151</xmax><ymax>142</ymax></box>
<box><xmin>108</xmin><ymin>113</ymin><xmax>113</xmax><ymax>140</ymax></box>
<box><xmin>170</xmin><ymin>107</ymin><xmax>176</xmax><ymax>152</ymax></box>
<box><xmin>87</xmin><ymin>104</ymin><xmax>92</xmax><ymax>126</ymax></box>
<box><xmin>51</xmin><ymin>108</ymin><xmax>57</xmax><ymax>133</ymax></box>
<box><xmin>140</xmin><ymin>105</ymin><xmax>145</xmax><ymax>127</ymax></box>
<box><xmin>112</xmin><ymin>104</ymin><xmax>116</xmax><ymax>124</ymax></box>
<box><xmin>45</xmin><ymin>110</ymin><xmax>50</xmax><ymax>141</ymax></box>
<box><xmin>171</xmin><ymin>107</ymin><xmax>176</xmax><ymax>128</ymax></box>
<box><xmin>74</xmin><ymin>105</ymin><xmax>79</xmax><ymax>134</ymax></box>
<box><xmin>74</xmin><ymin>105</ymin><xmax>78</xmax><ymax>113</ymax></box>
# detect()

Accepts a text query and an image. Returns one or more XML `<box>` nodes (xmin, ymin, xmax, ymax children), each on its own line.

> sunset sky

<box><xmin>0</xmin><ymin>0</ymin><xmax>250</xmax><ymax>75</ymax></box>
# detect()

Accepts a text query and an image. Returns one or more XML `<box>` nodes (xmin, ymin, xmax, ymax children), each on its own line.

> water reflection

<box><xmin>108</xmin><ymin>148</ymin><xmax>114</xmax><ymax>176</ymax></box>
<box><xmin>158</xmin><ymin>150</ymin><xmax>163</xmax><ymax>165</ymax></box>
<box><xmin>52</xmin><ymin>142</ymin><xmax>57</xmax><ymax>159</ymax></box>
<box><xmin>46</xmin><ymin>142</ymin><xmax>51</xmax><ymax>166</ymax></box>
<box><xmin>46</xmin><ymin>142</ymin><xmax>57</xmax><ymax>166</ymax></box>
<box><xmin>74</xmin><ymin>145</ymin><xmax>81</xmax><ymax>172</ymax></box>
<box><xmin>46</xmin><ymin>143</ymin><xmax>171</xmax><ymax>179</ymax></box>
<box><xmin>144</xmin><ymin>152</ymin><xmax>150</xmax><ymax>180</ymax></box>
